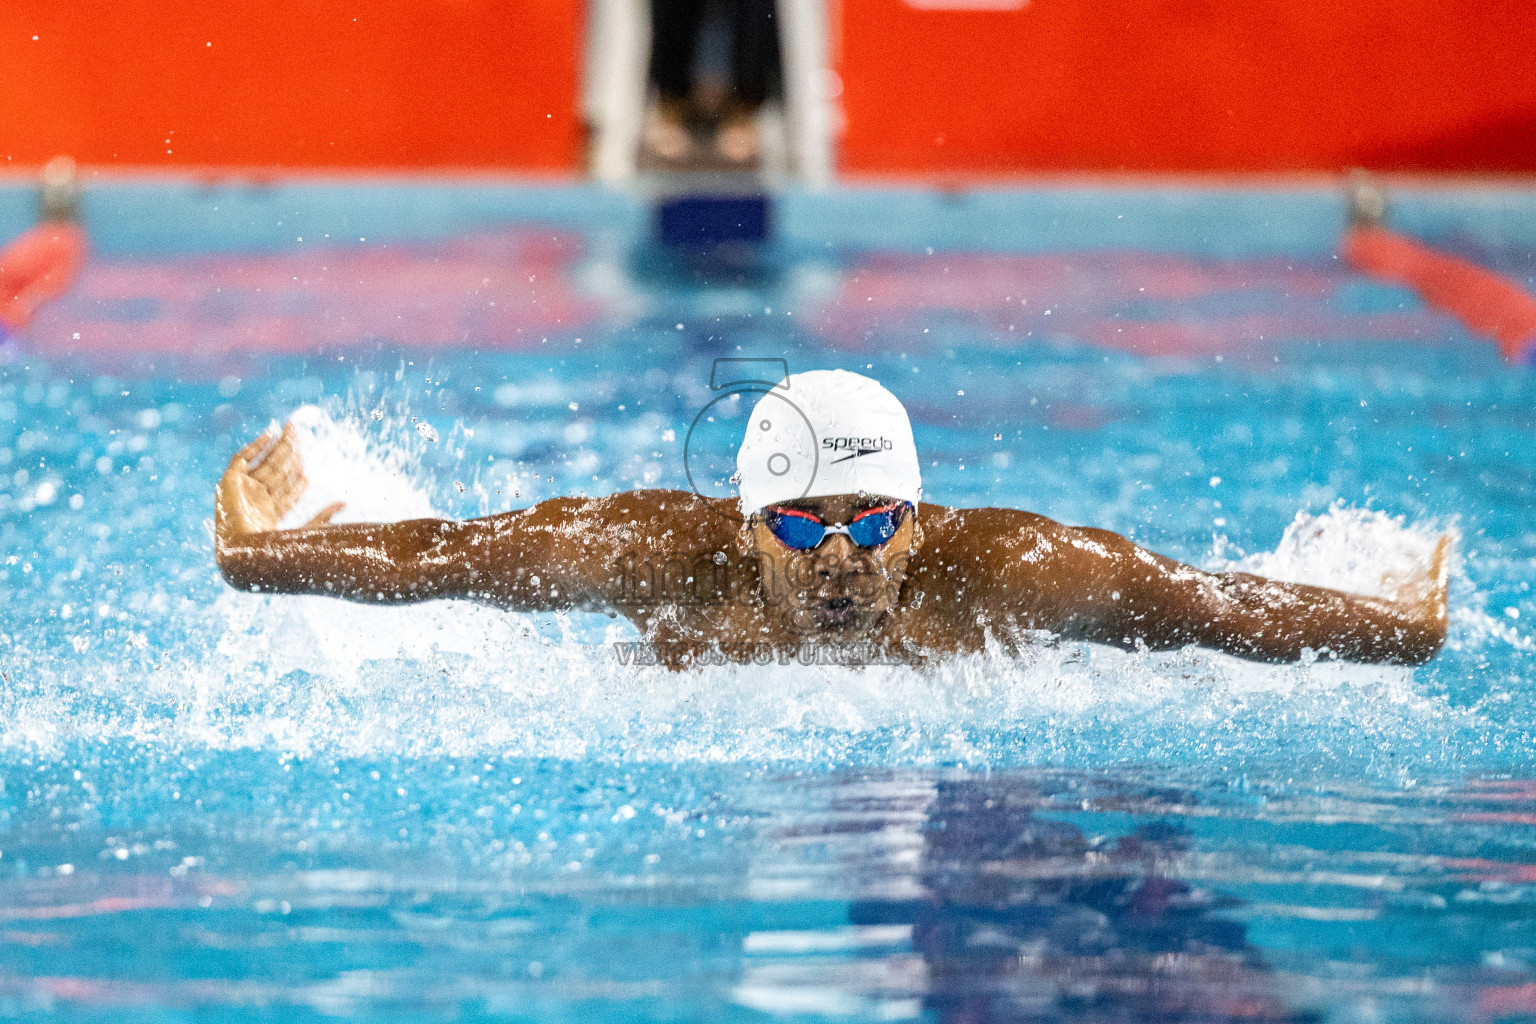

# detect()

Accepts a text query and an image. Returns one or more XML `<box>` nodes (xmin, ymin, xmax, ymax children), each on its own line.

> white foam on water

<box><xmin>279</xmin><ymin>403</ymin><xmax>438</xmax><ymax>526</ymax></box>
<box><xmin>0</xmin><ymin>407</ymin><xmax>1491</xmax><ymax>775</ymax></box>
<box><xmin>1214</xmin><ymin>501</ymin><xmax>1448</xmax><ymax>600</ymax></box>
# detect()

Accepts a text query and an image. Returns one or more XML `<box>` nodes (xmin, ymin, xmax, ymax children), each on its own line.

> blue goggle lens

<box><xmin>848</xmin><ymin>504</ymin><xmax>904</xmax><ymax>547</ymax></box>
<box><xmin>763</xmin><ymin>508</ymin><xmax>827</xmax><ymax>550</ymax></box>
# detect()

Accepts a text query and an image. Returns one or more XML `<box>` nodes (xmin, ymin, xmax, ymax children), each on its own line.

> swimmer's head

<box><xmin>735</xmin><ymin>369</ymin><xmax>921</xmax><ymax>517</ymax></box>
<box><xmin>736</xmin><ymin>370</ymin><xmax>924</xmax><ymax>635</ymax></box>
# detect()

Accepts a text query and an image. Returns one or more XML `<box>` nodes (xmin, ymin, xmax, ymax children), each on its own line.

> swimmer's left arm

<box><xmin>986</xmin><ymin>514</ymin><xmax>1449</xmax><ymax>665</ymax></box>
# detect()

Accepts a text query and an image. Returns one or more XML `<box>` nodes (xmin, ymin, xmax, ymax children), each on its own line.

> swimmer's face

<box><xmin>747</xmin><ymin>494</ymin><xmax>923</xmax><ymax>635</ymax></box>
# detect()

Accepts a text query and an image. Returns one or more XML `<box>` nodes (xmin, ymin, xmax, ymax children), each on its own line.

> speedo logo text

<box><xmin>822</xmin><ymin>436</ymin><xmax>893</xmax><ymax>455</ymax></box>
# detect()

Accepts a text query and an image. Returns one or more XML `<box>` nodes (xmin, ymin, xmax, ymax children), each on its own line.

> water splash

<box><xmin>280</xmin><ymin>403</ymin><xmax>439</xmax><ymax>526</ymax></box>
<box><xmin>1217</xmin><ymin>500</ymin><xmax>1448</xmax><ymax>598</ymax></box>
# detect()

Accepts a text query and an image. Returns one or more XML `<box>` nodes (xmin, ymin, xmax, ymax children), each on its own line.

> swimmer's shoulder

<box><xmin>916</xmin><ymin>505</ymin><xmax>1096</xmax><ymax>619</ymax></box>
<box><xmin>591</xmin><ymin>489</ymin><xmax>735</xmax><ymax>533</ymax></box>
<box><xmin>462</xmin><ymin>490</ymin><xmax>737</xmax><ymax>571</ymax></box>
<box><xmin>479</xmin><ymin>489</ymin><xmax>737</xmax><ymax>549</ymax></box>
<box><xmin>476</xmin><ymin>488</ymin><xmax>713</xmax><ymax>522</ymax></box>
<box><xmin>918</xmin><ymin>501</ymin><xmax>1064</xmax><ymax>550</ymax></box>
<box><xmin>917</xmin><ymin>504</ymin><xmax>1091</xmax><ymax>596</ymax></box>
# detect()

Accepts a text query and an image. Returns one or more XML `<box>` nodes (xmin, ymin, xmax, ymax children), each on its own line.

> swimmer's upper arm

<box><xmin>455</xmin><ymin>496</ymin><xmax>630</xmax><ymax>610</ymax></box>
<box><xmin>456</xmin><ymin>489</ymin><xmax>708</xmax><ymax>612</ymax></box>
<box><xmin>975</xmin><ymin>510</ymin><xmax>1133</xmax><ymax>636</ymax></box>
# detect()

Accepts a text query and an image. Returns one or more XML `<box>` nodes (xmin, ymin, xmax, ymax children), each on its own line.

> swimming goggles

<box><xmin>761</xmin><ymin>502</ymin><xmax>911</xmax><ymax>551</ymax></box>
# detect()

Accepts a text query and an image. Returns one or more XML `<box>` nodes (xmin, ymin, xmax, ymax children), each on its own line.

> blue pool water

<box><xmin>1</xmin><ymin>178</ymin><xmax>1535</xmax><ymax>1021</ymax></box>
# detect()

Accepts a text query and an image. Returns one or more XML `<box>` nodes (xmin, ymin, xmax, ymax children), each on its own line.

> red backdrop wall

<box><xmin>0</xmin><ymin>1</ymin><xmax>584</xmax><ymax>170</ymax></box>
<box><xmin>836</xmin><ymin>0</ymin><xmax>1536</xmax><ymax>174</ymax></box>
<box><xmin>3</xmin><ymin>1</ymin><xmax>1534</xmax><ymax>175</ymax></box>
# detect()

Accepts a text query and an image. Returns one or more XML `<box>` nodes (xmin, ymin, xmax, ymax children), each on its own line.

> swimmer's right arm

<box><xmin>213</xmin><ymin>424</ymin><xmax>663</xmax><ymax>610</ymax></box>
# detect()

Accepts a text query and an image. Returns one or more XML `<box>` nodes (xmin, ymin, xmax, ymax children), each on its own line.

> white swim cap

<box><xmin>736</xmin><ymin>369</ymin><xmax>921</xmax><ymax>515</ymax></box>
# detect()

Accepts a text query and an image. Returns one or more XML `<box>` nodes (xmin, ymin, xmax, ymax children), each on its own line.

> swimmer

<box><xmin>214</xmin><ymin>370</ymin><xmax>1449</xmax><ymax>669</ymax></box>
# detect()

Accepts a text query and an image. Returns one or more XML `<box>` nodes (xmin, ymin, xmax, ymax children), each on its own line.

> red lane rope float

<box><xmin>1343</xmin><ymin>225</ymin><xmax>1536</xmax><ymax>365</ymax></box>
<box><xmin>0</xmin><ymin>223</ymin><xmax>88</xmax><ymax>334</ymax></box>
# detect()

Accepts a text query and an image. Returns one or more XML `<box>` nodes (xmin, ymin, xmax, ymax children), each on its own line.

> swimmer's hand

<box><xmin>1385</xmin><ymin>534</ymin><xmax>1452</xmax><ymax>633</ymax></box>
<box><xmin>215</xmin><ymin>423</ymin><xmax>344</xmax><ymax>541</ymax></box>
